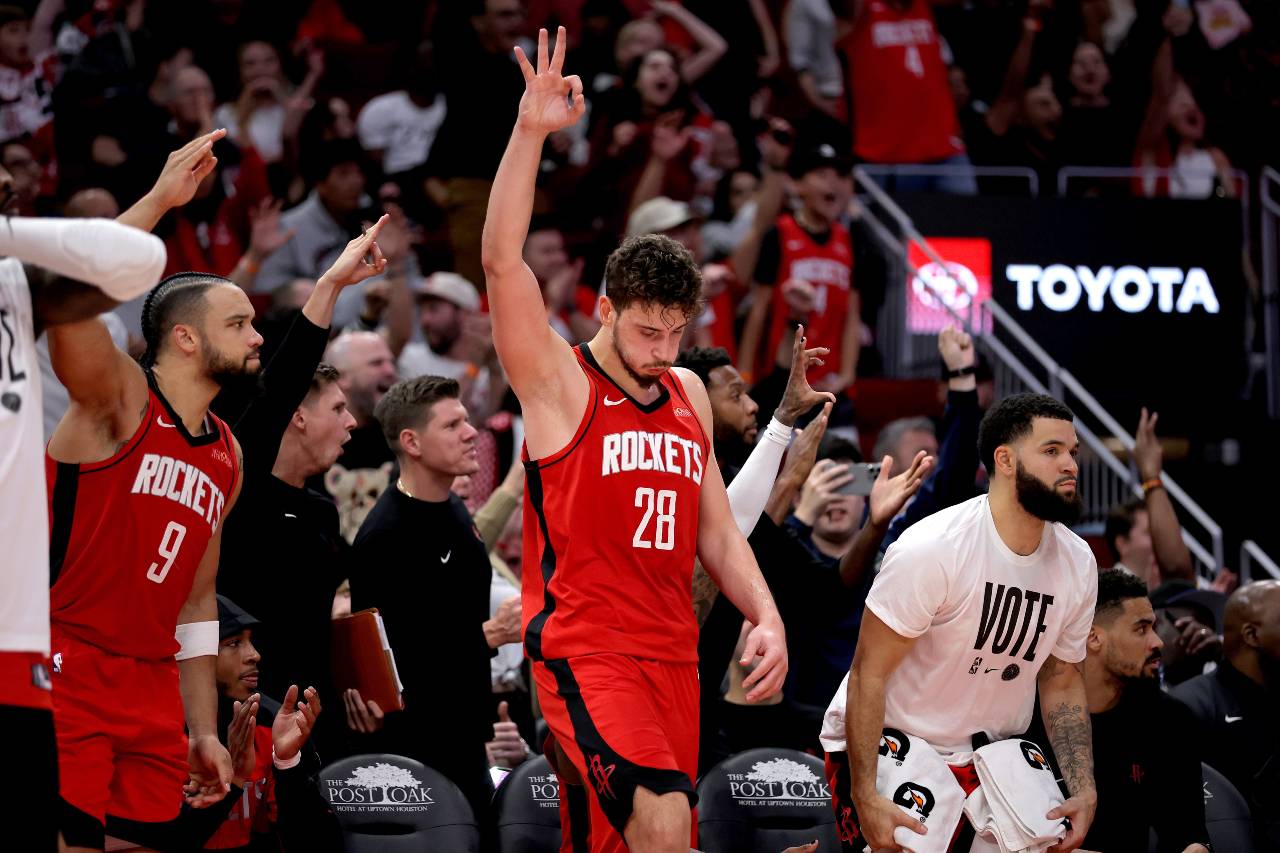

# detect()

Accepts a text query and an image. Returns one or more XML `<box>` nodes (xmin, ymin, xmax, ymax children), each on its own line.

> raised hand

<box><xmin>1133</xmin><ymin>407</ymin><xmax>1162</xmax><ymax>482</ymax></box>
<box><xmin>869</xmin><ymin>451</ymin><xmax>935</xmax><ymax>528</ymax></box>
<box><xmin>318</xmin><ymin>214</ymin><xmax>390</xmax><ymax>290</ymax></box>
<box><xmin>514</xmin><ymin>27</ymin><xmax>586</xmax><ymax>136</ymax></box>
<box><xmin>777</xmin><ymin>324</ymin><xmax>836</xmax><ymax>426</ymax></box>
<box><xmin>486</xmin><ymin>700</ymin><xmax>529</xmax><ymax>768</ymax></box>
<box><xmin>938</xmin><ymin>323</ymin><xmax>975</xmax><ymax>372</ymax></box>
<box><xmin>247</xmin><ymin>197</ymin><xmax>296</xmax><ymax>262</ymax></box>
<box><xmin>144</xmin><ymin>129</ymin><xmax>227</xmax><ymax>213</ymax></box>
<box><xmin>273</xmin><ymin>684</ymin><xmax>322</xmax><ymax>763</ymax></box>
<box><xmin>650</xmin><ymin>112</ymin><xmax>692</xmax><ymax>162</ymax></box>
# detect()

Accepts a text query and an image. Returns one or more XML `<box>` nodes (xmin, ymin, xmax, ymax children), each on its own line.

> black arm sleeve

<box><xmin>273</xmin><ymin>757</ymin><xmax>343</xmax><ymax>851</ymax></box>
<box><xmin>753</xmin><ymin>226</ymin><xmax>782</xmax><ymax>287</ymax></box>
<box><xmin>231</xmin><ymin>314</ymin><xmax>331</xmax><ymax>477</ymax></box>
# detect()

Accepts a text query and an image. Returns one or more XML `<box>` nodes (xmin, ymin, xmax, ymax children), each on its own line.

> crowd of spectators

<box><xmin>7</xmin><ymin>0</ymin><xmax>1278</xmax><ymax>850</ymax></box>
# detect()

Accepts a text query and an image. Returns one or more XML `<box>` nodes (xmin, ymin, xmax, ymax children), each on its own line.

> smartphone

<box><xmin>834</xmin><ymin>463</ymin><xmax>882</xmax><ymax>497</ymax></box>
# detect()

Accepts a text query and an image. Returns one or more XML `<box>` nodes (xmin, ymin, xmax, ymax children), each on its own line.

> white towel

<box><xmin>965</xmin><ymin>739</ymin><xmax>1067</xmax><ymax>853</ymax></box>
<box><xmin>872</xmin><ymin>727</ymin><xmax>966</xmax><ymax>853</ymax></box>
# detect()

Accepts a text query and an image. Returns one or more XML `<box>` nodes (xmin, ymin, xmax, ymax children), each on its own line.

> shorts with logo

<box><xmin>825</xmin><ymin>750</ymin><xmax>979</xmax><ymax>853</ymax></box>
<box><xmin>51</xmin><ymin>630</ymin><xmax>188</xmax><ymax>826</ymax></box>
<box><xmin>533</xmin><ymin>654</ymin><xmax>699</xmax><ymax>852</ymax></box>
<box><xmin>1</xmin><ymin>650</ymin><xmax>58</xmax><ymax>852</ymax></box>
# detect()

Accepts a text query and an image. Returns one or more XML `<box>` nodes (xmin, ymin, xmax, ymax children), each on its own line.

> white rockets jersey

<box><xmin>0</xmin><ymin>258</ymin><xmax>49</xmax><ymax>654</ymax></box>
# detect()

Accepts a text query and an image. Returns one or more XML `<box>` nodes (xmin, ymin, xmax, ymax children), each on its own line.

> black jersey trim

<box><xmin>146</xmin><ymin>370</ymin><xmax>221</xmax><ymax>448</ymax></box>
<box><xmin>577</xmin><ymin>344</ymin><xmax>670</xmax><ymax>414</ymax></box>
<box><xmin>48</xmin><ymin>462</ymin><xmax>80</xmax><ymax>586</ymax></box>
<box><xmin>523</xmin><ymin>464</ymin><xmax>558</xmax><ymax>662</ymax></box>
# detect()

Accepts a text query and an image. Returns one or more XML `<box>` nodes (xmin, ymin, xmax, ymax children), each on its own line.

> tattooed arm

<box><xmin>691</xmin><ymin>559</ymin><xmax>719</xmax><ymax>628</ymax></box>
<box><xmin>1037</xmin><ymin>655</ymin><xmax>1097</xmax><ymax>852</ymax></box>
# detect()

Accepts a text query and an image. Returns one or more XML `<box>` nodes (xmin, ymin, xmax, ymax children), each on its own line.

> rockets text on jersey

<box><xmin>521</xmin><ymin>345</ymin><xmax>708</xmax><ymax>663</ymax></box>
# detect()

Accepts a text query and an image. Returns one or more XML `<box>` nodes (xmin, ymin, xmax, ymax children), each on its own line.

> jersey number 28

<box><xmin>633</xmin><ymin>487</ymin><xmax>677</xmax><ymax>551</ymax></box>
<box><xmin>146</xmin><ymin>520</ymin><xmax>187</xmax><ymax>584</ymax></box>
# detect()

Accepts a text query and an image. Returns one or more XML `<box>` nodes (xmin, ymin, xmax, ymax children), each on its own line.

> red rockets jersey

<box><xmin>840</xmin><ymin>0</ymin><xmax>963</xmax><ymax>164</ymax></box>
<box><xmin>47</xmin><ymin>375</ymin><xmax>239</xmax><ymax>660</ymax></box>
<box><xmin>521</xmin><ymin>345</ymin><xmax>708</xmax><ymax>663</ymax></box>
<box><xmin>764</xmin><ymin>214</ymin><xmax>855</xmax><ymax>383</ymax></box>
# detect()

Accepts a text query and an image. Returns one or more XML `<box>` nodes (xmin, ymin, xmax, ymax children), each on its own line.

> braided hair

<box><xmin>139</xmin><ymin>272</ymin><xmax>232</xmax><ymax>368</ymax></box>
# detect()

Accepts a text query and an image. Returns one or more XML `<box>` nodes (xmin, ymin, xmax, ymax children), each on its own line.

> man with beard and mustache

<box><xmin>1174</xmin><ymin>580</ymin><xmax>1280</xmax><ymax>852</ymax></box>
<box><xmin>821</xmin><ymin>392</ymin><xmax>1099</xmax><ymax>852</ymax></box>
<box><xmin>43</xmin><ymin>223</ymin><xmax>387</xmax><ymax>852</ymax></box>
<box><xmin>483</xmin><ymin>28</ymin><xmax>788</xmax><ymax>851</ymax></box>
<box><xmin>1027</xmin><ymin>569</ymin><xmax>1210</xmax><ymax>853</ymax></box>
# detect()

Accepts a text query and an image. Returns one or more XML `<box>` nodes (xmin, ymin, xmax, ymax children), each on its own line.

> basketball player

<box><xmin>821</xmin><ymin>393</ymin><xmax>1098</xmax><ymax>852</ymax></box>
<box><xmin>44</xmin><ymin>226</ymin><xmax>387</xmax><ymax>851</ymax></box>
<box><xmin>482</xmin><ymin>28</ymin><xmax>787</xmax><ymax>852</ymax></box>
<box><xmin>0</xmin><ymin>204</ymin><xmax>169</xmax><ymax>851</ymax></box>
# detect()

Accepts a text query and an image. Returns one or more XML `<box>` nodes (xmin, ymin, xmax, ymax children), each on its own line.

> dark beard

<box><xmin>207</xmin><ymin>350</ymin><xmax>263</xmax><ymax>394</ymax></box>
<box><xmin>611</xmin><ymin>330</ymin><xmax>665</xmax><ymax>389</ymax></box>
<box><xmin>1015</xmin><ymin>461</ymin><xmax>1083</xmax><ymax>524</ymax></box>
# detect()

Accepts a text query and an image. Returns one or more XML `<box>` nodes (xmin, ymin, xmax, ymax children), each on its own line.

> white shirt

<box><xmin>213</xmin><ymin>101</ymin><xmax>286</xmax><ymax>163</ymax></box>
<box><xmin>820</xmin><ymin>495</ymin><xmax>1097</xmax><ymax>760</ymax></box>
<box><xmin>0</xmin><ymin>259</ymin><xmax>50</xmax><ymax>653</ymax></box>
<box><xmin>356</xmin><ymin>91</ymin><xmax>446</xmax><ymax>175</ymax></box>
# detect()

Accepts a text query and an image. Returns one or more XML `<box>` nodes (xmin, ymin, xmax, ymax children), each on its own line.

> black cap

<box><xmin>788</xmin><ymin>142</ymin><xmax>852</xmax><ymax>179</ymax></box>
<box><xmin>217</xmin><ymin>595</ymin><xmax>261</xmax><ymax>641</ymax></box>
<box><xmin>1150</xmin><ymin>580</ymin><xmax>1226</xmax><ymax>633</ymax></box>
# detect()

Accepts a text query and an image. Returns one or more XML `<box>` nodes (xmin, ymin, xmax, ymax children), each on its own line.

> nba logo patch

<box><xmin>673</xmin><ymin>406</ymin><xmax>694</xmax><ymax>419</ymax></box>
<box><xmin>51</xmin><ymin>652</ymin><xmax>62</xmax><ymax>673</ymax></box>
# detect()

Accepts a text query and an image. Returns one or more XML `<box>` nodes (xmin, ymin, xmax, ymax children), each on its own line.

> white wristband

<box><xmin>174</xmin><ymin>620</ymin><xmax>219</xmax><ymax>660</ymax></box>
<box><xmin>761</xmin><ymin>416</ymin><xmax>794</xmax><ymax>448</ymax></box>
<box><xmin>0</xmin><ymin>217</ymin><xmax>166</xmax><ymax>301</ymax></box>
<box><xmin>272</xmin><ymin>748</ymin><xmax>302</xmax><ymax>770</ymax></box>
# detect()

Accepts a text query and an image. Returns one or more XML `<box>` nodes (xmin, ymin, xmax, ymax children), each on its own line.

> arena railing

<box><xmin>855</xmin><ymin>164</ymin><xmax>1039</xmax><ymax>196</ymax></box>
<box><xmin>1240</xmin><ymin>540</ymin><xmax>1280</xmax><ymax>582</ymax></box>
<box><xmin>851</xmin><ymin>166</ymin><xmax>1263</xmax><ymax>579</ymax></box>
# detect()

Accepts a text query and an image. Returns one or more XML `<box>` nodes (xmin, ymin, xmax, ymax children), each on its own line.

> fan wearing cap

<box><xmin>205</xmin><ymin>595</ymin><xmax>334</xmax><ymax>851</ymax></box>
<box><xmin>738</xmin><ymin>143</ymin><xmax>860</xmax><ymax>401</ymax></box>
<box><xmin>397</xmin><ymin>271</ymin><xmax>507</xmax><ymax>422</ymax></box>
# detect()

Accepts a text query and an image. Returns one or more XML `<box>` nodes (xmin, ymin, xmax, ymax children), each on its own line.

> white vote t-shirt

<box><xmin>821</xmin><ymin>494</ymin><xmax>1097</xmax><ymax>760</ymax></box>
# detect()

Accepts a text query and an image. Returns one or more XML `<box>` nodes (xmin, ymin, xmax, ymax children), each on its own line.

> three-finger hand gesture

<box><xmin>318</xmin><ymin>214</ymin><xmax>390</xmax><ymax>290</ymax></box>
<box><xmin>777</xmin><ymin>325</ymin><xmax>836</xmax><ymax>426</ymax></box>
<box><xmin>515</xmin><ymin>27</ymin><xmax>585</xmax><ymax>136</ymax></box>
<box><xmin>1133</xmin><ymin>407</ymin><xmax>1162</xmax><ymax>482</ymax></box>
<box><xmin>146</xmin><ymin>128</ymin><xmax>226</xmax><ymax>213</ymax></box>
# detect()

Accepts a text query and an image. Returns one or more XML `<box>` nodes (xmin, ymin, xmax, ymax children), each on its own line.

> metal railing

<box><xmin>855</xmin><ymin>164</ymin><xmax>1040</xmax><ymax>197</ymax></box>
<box><xmin>853</xmin><ymin>166</ymin><xmax>1251</xmax><ymax>576</ymax></box>
<box><xmin>1241</xmin><ymin>540</ymin><xmax>1280</xmax><ymax>581</ymax></box>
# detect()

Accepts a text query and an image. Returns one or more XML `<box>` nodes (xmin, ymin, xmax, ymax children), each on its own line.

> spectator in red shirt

<box><xmin>838</xmin><ymin>0</ymin><xmax>977</xmax><ymax>194</ymax></box>
<box><xmin>739</xmin><ymin>143</ymin><xmax>861</xmax><ymax>398</ymax></box>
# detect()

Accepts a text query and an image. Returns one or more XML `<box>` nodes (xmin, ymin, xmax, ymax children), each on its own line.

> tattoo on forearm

<box><xmin>1046</xmin><ymin>701</ymin><xmax>1094</xmax><ymax>796</ymax></box>
<box><xmin>691</xmin><ymin>560</ymin><xmax>720</xmax><ymax>628</ymax></box>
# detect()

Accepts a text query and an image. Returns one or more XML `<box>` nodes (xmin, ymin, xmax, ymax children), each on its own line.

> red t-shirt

<box><xmin>758</xmin><ymin>214</ymin><xmax>855</xmax><ymax>382</ymax></box>
<box><xmin>840</xmin><ymin>0</ymin><xmax>964</xmax><ymax>164</ymax></box>
<box><xmin>48</xmin><ymin>380</ymin><xmax>240</xmax><ymax>659</ymax></box>
<box><xmin>521</xmin><ymin>345</ymin><xmax>707</xmax><ymax>663</ymax></box>
<box><xmin>204</xmin><ymin>725</ymin><xmax>275</xmax><ymax>849</ymax></box>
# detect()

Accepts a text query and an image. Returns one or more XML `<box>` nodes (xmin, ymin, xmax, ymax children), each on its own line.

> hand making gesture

<box><xmin>776</xmin><ymin>324</ymin><xmax>837</xmax><ymax>426</ymax></box>
<box><xmin>514</xmin><ymin>27</ymin><xmax>586</xmax><ymax>137</ymax></box>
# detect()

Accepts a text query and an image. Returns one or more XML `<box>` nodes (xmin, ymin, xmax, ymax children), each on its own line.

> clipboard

<box><xmin>331</xmin><ymin>608</ymin><xmax>405</xmax><ymax>712</ymax></box>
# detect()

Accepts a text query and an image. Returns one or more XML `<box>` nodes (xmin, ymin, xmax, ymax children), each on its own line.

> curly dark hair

<box><xmin>977</xmin><ymin>392</ymin><xmax>1075</xmax><ymax>474</ymax></box>
<box><xmin>673</xmin><ymin>346</ymin><xmax>731</xmax><ymax>386</ymax></box>
<box><xmin>374</xmin><ymin>375</ymin><xmax>460</xmax><ymax>455</ymax></box>
<box><xmin>139</xmin><ymin>272</ymin><xmax>233</xmax><ymax>368</ymax></box>
<box><xmin>604</xmin><ymin>233</ymin><xmax>702</xmax><ymax>318</ymax></box>
<box><xmin>1095</xmin><ymin>568</ymin><xmax>1150</xmax><ymax>624</ymax></box>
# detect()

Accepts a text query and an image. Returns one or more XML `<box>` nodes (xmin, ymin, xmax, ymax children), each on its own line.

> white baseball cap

<box><xmin>625</xmin><ymin>196</ymin><xmax>699</xmax><ymax>240</ymax></box>
<box><xmin>412</xmin><ymin>271</ymin><xmax>480</xmax><ymax>311</ymax></box>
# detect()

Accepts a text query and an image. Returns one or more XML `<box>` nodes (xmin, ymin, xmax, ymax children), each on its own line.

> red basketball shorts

<box><xmin>533</xmin><ymin>654</ymin><xmax>699</xmax><ymax>853</ymax></box>
<box><xmin>51</xmin><ymin>630</ymin><xmax>188</xmax><ymax>824</ymax></box>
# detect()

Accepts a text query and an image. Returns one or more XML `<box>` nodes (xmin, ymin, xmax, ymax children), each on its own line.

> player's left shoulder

<box><xmin>1050</xmin><ymin>522</ymin><xmax>1096</xmax><ymax>566</ymax></box>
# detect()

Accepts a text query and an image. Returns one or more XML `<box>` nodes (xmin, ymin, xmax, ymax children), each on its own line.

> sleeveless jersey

<box><xmin>521</xmin><ymin>345</ymin><xmax>707</xmax><ymax>663</ymax></box>
<box><xmin>764</xmin><ymin>215</ymin><xmax>855</xmax><ymax>383</ymax></box>
<box><xmin>47</xmin><ymin>375</ymin><xmax>240</xmax><ymax>660</ymax></box>
<box><xmin>0</xmin><ymin>258</ymin><xmax>49</xmax><ymax>655</ymax></box>
<box><xmin>840</xmin><ymin>0</ymin><xmax>963</xmax><ymax>164</ymax></box>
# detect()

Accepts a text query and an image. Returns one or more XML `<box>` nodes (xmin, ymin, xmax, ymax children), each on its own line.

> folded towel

<box><xmin>965</xmin><ymin>739</ymin><xmax>1066</xmax><ymax>852</ymax></box>
<box><xmin>874</xmin><ymin>727</ymin><xmax>966</xmax><ymax>853</ymax></box>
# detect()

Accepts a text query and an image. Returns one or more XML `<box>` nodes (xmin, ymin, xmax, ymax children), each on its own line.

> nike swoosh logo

<box><xmin>1225</xmin><ymin>715</ymin><xmax>1243</xmax><ymax>723</ymax></box>
<box><xmin>156</xmin><ymin>415</ymin><xmax>176</xmax><ymax>428</ymax></box>
<box><xmin>440</xmin><ymin>550</ymin><xmax>451</xmax><ymax>563</ymax></box>
<box><xmin>984</xmin><ymin>668</ymin><xmax>998</xmax><ymax>674</ymax></box>
<box><xmin>603</xmin><ymin>396</ymin><xmax>625</xmax><ymax>407</ymax></box>
<box><xmin>284</xmin><ymin>513</ymin><xmax>297</xmax><ymax>519</ymax></box>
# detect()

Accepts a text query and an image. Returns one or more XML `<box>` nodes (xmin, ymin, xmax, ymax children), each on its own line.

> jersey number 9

<box><xmin>146</xmin><ymin>520</ymin><xmax>187</xmax><ymax>584</ymax></box>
